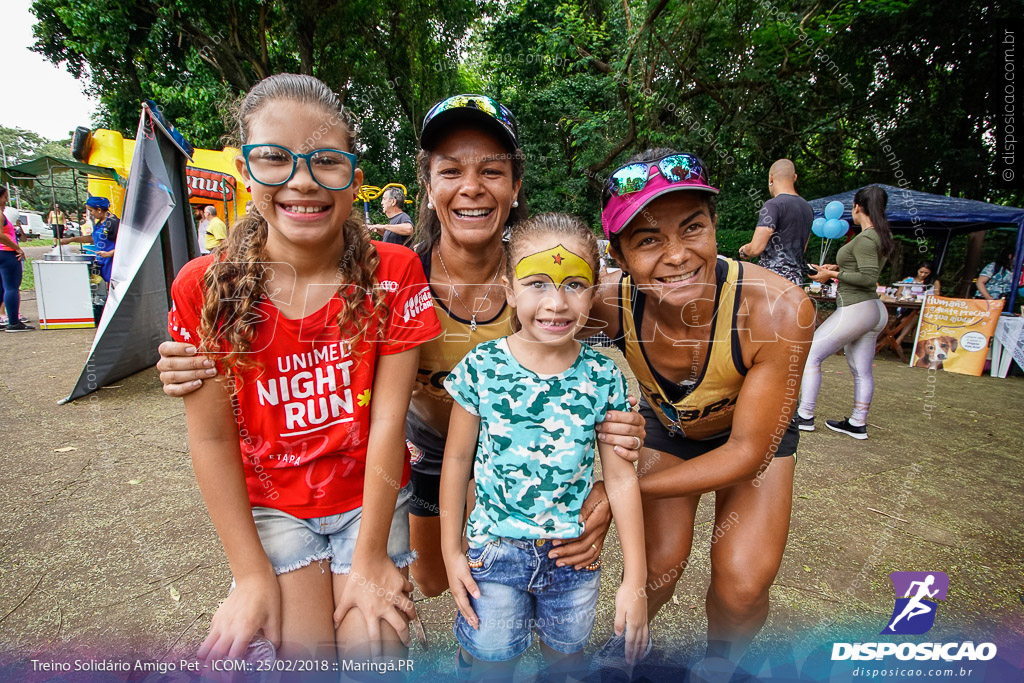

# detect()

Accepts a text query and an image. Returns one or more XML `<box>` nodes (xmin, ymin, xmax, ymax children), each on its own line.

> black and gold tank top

<box><xmin>407</xmin><ymin>249</ymin><xmax>516</xmax><ymax>453</ymax></box>
<box><xmin>615</xmin><ymin>257</ymin><xmax>748</xmax><ymax>441</ymax></box>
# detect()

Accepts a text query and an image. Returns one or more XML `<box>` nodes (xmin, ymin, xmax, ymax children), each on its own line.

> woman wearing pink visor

<box><xmin>582</xmin><ymin>148</ymin><xmax>814</xmax><ymax>675</ymax></box>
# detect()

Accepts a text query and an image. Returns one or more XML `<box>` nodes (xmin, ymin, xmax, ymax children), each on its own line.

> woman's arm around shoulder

<box><xmin>578</xmin><ymin>272</ymin><xmax>623</xmax><ymax>341</ymax></box>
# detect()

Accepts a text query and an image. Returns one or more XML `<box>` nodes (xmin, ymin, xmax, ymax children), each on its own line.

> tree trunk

<box><xmin>889</xmin><ymin>241</ymin><xmax>904</xmax><ymax>283</ymax></box>
<box><xmin>959</xmin><ymin>230</ymin><xmax>986</xmax><ymax>297</ymax></box>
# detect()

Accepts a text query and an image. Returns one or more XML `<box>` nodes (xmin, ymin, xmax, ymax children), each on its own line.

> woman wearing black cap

<box><xmin>155</xmin><ymin>94</ymin><xmax>646</xmax><ymax>599</ymax></box>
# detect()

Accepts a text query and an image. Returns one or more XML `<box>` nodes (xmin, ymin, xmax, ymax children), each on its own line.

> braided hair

<box><xmin>198</xmin><ymin>74</ymin><xmax>387</xmax><ymax>384</ymax></box>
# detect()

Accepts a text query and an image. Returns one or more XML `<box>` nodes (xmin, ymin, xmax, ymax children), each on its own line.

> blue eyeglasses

<box><xmin>241</xmin><ymin>144</ymin><xmax>358</xmax><ymax>191</ymax></box>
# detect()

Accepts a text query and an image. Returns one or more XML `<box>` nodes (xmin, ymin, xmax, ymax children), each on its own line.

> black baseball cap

<box><xmin>420</xmin><ymin>94</ymin><xmax>520</xmax><ymax>151</ymax></box>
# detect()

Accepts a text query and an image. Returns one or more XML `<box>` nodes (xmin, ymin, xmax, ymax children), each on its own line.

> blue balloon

<box><xmin>824</xmin><ymin>218</ymin><xmax>846</xmax><ymax>239</ymax></box>
<box><xmin>811</xmin><ymin>217</ymin><xmax>827</xmax><ymax>237</ymax></box>
<box><xmin>824</xmin><ymin>200</ymin><xmax>845</xmax><ymax>221</ymax></box>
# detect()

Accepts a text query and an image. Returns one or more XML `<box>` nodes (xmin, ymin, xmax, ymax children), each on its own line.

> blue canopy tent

<box><xmin>808</xmin><ymin>184</ymin><xmax>1024</xmax><ymax>311</ymax></box>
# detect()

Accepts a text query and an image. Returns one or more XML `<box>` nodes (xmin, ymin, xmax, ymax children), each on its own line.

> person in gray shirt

<box><xmin>368</xmin><ymin>186</ymin><xmax>414</xmax><ymax>247</ymax></box>
<box><xmin>740</xmin><ymin>159</ymin><xmax>813</xmax><ymax>285</ymax></box>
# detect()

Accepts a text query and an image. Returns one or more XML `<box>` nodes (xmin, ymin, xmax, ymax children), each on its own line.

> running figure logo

<box><xmin>883</xmin><ymin>571</ymin><xmax>949</xmax><ymax>635</ymax></box>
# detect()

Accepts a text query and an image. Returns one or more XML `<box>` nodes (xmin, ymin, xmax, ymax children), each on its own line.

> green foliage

<box><xmin>20</xmin><ymin>260</ymin><xmax>36</xmax><ymax>291</ymax></box>
<box><xmin>715</xmin><ymin>228</ymin><xmax>755</xmax><ymax>259</ymax></box>
<box><xmin>471</xmin><ymin>0</ymin><xmax>1022</xmax><ymax>283</ymax></box>
<box><xmin>0</xmin><ymin>125</ymin><xmax>83</xmax><ymax>212</ymax></box>
<box><xmin>31</xmin><ymin>0</ymin><xmax>482</xmax><ymax>195</ymax></box>
<box><xmin>28</xmin><ymin>0</ymin><xmax>1024</xmax><ymax>285</ymax></box>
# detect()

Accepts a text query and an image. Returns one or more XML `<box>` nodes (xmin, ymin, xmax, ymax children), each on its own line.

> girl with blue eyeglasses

<box><xmin>168</xmin><ymin>74</ymin><xmax>441</xmax><ymax>665</ymax></box>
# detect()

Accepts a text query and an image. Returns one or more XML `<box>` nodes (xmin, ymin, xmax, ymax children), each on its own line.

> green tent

<box><xmin>0</xmin><ymin>156</ymin><xmax>123</xmax><ymax>188</ymax></box>
<box><xmin>1</xmin><ymin>156</ymin><xmax>123</xmax><ymax>223</ymax></box>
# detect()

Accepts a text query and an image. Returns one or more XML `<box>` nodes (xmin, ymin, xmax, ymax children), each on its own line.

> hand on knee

<box><xmin>335</xmin><ymin>610</ymin><xmax>411</xmax><ymax>660</ymax></box>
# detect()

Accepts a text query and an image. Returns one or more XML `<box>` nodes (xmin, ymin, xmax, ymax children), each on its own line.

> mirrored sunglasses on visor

<box><xmin>600</xmin><ymin>153</ymin><xmax>718</xmax><ymax>238</ymax></box>
<box><xmin>602</xmin><ymin>154</ymin><xmax>711</xmax><ymax>204</ymax></box>
<box><xmin>421</xmin><ymin>94</ymin><xmax>519</xmax><ymax>149</ymax></box>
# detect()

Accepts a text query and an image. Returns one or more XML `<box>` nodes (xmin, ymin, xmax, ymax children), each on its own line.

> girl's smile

<box><xmin>236</xmin><ymin>100</ymin><xmax>362</xmax><ymax>256</ymax></box>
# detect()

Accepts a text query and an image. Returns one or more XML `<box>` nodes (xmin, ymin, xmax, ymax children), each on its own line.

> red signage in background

<box><xmin>186</xmin><ymin>167</ymin><xmax>236</xmax><ymax>201</ymax></box>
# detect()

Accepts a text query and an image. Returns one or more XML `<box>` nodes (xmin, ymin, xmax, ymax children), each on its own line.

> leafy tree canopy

<box><xmin>31</xmin><ymin>0</ymin><xmax>1024</xmax><ymax>286</ymax></box>
<box><xmin>0</xmin><ymin>125</ymin><xmax>83</xmax><ymax>213</ymax></box>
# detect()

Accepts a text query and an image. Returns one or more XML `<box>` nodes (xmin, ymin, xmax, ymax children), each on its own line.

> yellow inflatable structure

<box><xmin>82</xmin><ymin>129</ymin><xmax>253</xmax><ymax>225</ymax></box>
<box><xmin>81</xmin><ymin>128</ymin><xmax>411</xmax><ymax>229</ymax></box>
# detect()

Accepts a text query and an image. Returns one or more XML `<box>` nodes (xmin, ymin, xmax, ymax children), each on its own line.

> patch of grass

<box><xmin>20</xmin><ymin>259</ymin><xmax>35</xmax><ymax>290</ymax></box>
<box><xmin>22</xmin><ymin>238</ymin><xmax>55</xmax><ymax>247</ymax></box>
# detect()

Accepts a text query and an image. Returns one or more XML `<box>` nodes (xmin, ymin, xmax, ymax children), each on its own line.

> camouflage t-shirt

<box><xmin>445</xmin><ymin>337</ymin><xmax>629</xmax><ymax>544</ymax></box>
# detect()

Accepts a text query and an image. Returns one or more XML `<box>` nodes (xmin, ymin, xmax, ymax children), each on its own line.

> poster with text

<box><xmin>911</xmin><ymin>296</ymin><xmax>1004</xmax><ymax>375</ymax></box>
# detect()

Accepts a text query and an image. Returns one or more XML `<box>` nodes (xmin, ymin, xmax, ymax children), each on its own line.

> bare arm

<box><xmin>976</xmin><ymin>274</ymin><xmax>993</xmax><ymax>300</ymax></box>
<box><xmin>334</xmin><ymin>346</ymin><xmax>421</xmax><ymax>654</ymax></box>
<box><xmin>639</xmin><ymin>287</ymin><xmax>813</xmax><ymax>499</ymax></box>
<box><xmin>573</xmin><ymin>276</ymin><xmax>645</xmax><ymax>462</ymax></box>
<box><xmin>599</xmin><ymin>439</ymin><xmax>648</xmax><ymax>663</ymax></box>
<box><xmin>371</xmin><ymin>221</ymin><xmax>414</xmax><ymax>237</ymax></box>
<box><xmin>740</xmin><ymin>225</ymin><xmax>774</xmax><ymax>259</ymax></box>
<box><xmin>184</xmin><ymin>375</ymin><xmax>281</xmax><ymax>661</ymax></box>
<box><xmin>0</xmin><ymin>233</ymin><xmax>24</xmax><ymax>258</ymax></box>
<box><xmin>578</xmin><ymin>276</ymin><xmax>621</xmax><ymax>340</ymax></box>
<box><xmin>439</xmin><ymin>404</ymin><xmax>482</xmax><ymax>627</ymax></box>
<box><xmin>60</xmin><ymin>235</ymin><xmax>92</xmax><ymax>245</ymax></box>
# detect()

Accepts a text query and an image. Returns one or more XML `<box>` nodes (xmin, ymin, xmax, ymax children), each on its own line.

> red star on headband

<box><xmin>552</xmin><ymin>252</ymin><xmax>564</xmax><ymax>265</ymax></box>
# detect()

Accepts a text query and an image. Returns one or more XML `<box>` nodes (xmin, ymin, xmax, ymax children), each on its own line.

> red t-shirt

<box><xmin>168</xmin><ymin>243</ymin><xmax>442</xmax><ymax>518</ymax></box>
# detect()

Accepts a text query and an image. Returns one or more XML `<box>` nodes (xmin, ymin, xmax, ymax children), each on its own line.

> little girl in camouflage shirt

<box><xmin>439</xmin><ymin>213</ymin><xmax>647</xmax><ymax>682</ymax></box>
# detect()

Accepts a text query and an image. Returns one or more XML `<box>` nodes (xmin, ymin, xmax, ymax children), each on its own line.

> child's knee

<box><xmin>335</xmin><ymin>610</ymin><xmax>409</xmax><ymax>657</ymax></box>
<box><xmin>538</xmin><ymin>642</ymin><xmax>586</xmax><ymax>680</ymax></box>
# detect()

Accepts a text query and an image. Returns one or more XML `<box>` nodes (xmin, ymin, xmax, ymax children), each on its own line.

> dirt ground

<box><xmin>0</xmin><ymin>255</ymin><xmax>1021</xmax><ymax>677</ymax></box>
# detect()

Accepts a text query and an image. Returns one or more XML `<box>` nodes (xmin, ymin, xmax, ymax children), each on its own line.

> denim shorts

<box><xmin>454</xmin><ymin>538</ymin><xmax>601</xmax><ymax>662</ymax></box>
<box><xmin>251</xmin><ymin>483</ymin><xmax>415</xmax><ymax>575</ymax></box>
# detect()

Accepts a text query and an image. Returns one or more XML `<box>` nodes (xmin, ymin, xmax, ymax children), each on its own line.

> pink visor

<box><xmin>601</xmin><ymin>165</ymin><xmax>719</xmax><ymax>238</ymax></box>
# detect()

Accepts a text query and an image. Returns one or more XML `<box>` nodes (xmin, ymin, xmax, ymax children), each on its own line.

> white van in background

<box><xmin>17</xmin><ymin>211</ymin><xmax>49</xmax><ymax>238</ymax></box>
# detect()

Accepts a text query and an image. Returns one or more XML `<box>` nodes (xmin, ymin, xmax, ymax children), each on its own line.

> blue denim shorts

<box><xmin>251</xmin><ymin>483</ymin><xmax>415</xmax><ymax>575</ymax></box>
<box><xmin>454</xmin><ymin>538</ymin><xmax>601</xmax><ymax>662</ymax></box>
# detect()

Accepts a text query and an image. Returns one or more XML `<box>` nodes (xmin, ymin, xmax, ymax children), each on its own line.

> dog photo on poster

<box><xmin>911</xmin><ymin>296</ymin><xmax>1005</xmax><ymax>375</ymax></box>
